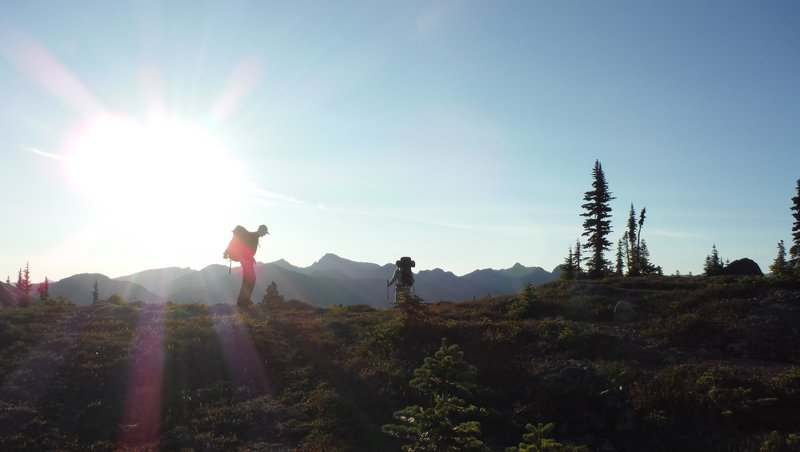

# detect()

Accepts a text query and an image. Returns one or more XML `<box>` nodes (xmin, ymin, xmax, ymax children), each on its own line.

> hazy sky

<box><xmin>1</xmin><ymin>1</ymin><xmax>799</xmax><ymax>282</ymax></box>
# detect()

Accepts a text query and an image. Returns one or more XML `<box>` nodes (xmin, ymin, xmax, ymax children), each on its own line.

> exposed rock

<box><xmin>613</xmin><ymin>301</ymin><xmax>636</xmax><ymax>322</ymax></box>
<box><xmin>721</xmin><ymin>258</ymin><xmax>763</xmax><ymax>276</ymax></box>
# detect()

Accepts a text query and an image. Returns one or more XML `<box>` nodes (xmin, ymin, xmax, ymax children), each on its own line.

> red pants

<box><xmin>239</xmin><ymin>256</ymin><xmax>256</xmax><ymax>303</ymax></box>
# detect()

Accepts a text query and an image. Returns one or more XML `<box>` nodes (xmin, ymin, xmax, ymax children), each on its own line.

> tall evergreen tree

<box><xmin>790</xmin><ymin>178</ymin><xmax>800</xmax><ymax>272</ymax></box>
<box><xmin>626</xmin><ymin>205</ymin><xmax>638</xmax><ymax>274</ymax></box>
<box><xmin>770</xmin><ymin>240</ymin><xmax>789</xmax><ymax>278</ymax></box>
<box><xmin>625</xmin><ymin>205</ymin><xmax>640</xmax><ymax>276</ymax></box>
<box><xmin>638</xmin><ymin>207</ymin><xmax>646</xmax><ymax>249</ymax></box>
<box><xmin>704</xmin><ymin>244</ymin><xmax>724</xmax><ymax>276</ymax></box>
<box><xmin>573</xmin><ymin>239</ymin><xmax>583</xmax><ymax>276</ymax></box>
<box><xmin>16</xmin><ymin>263</ymin><xmax>32</xmax><ymax>296</ymax></box>
<box><xmin>581</xmin><ymin>160</ymin><xmax>615</xmax><ymax>278</ymax></box>
<box><xmin>383</xmin><ymin>339</ymin><xmax>486</xmax><ymax>451</ymax></box>
<box><xmin>615</xmin><ymin>238</ymin><xmax>625</xmax><ymax>276</ymax></box>
<box><xmin>623</xmin><ymin>204</ymin><xmax>656</xmax><ymax>276</ymax></box>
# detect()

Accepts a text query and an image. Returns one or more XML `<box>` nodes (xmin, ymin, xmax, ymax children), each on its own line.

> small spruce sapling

<box><xmin>510</xmin><ymin>283</ymin><xmax>537</xmax><ymax>318</ymax></box>
<box><xmin>382</xmin><ymin>338</ymin><xmax>487</xmax><ymax>451</ymax></box>
<box><xmin>505</xmin><ymin>422</ymin><xmax>563</xmax><ymax>452</ymax></box>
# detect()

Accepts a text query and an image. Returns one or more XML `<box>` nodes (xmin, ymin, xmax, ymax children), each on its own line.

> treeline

<box><xmin>3</xmin><ymin>262</ymin><xmax>50</xmax><ymax>306</ymax></box>
<box><xmin>561</xmin><ymin>160</ymin><xmax>800</xmax><ymax>280</ymax></box>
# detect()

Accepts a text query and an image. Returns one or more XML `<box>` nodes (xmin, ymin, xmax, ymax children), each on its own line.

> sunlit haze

<box><xmin>1</xmin><ymin>1</ymin><xmax>799</xmax><ymax>282</ymax></box>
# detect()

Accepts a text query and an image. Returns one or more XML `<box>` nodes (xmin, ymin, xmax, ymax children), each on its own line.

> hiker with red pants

<box><xmin>223</xmin><ymin>224</ymin><xmax>269</xmax><ymax>307</ymax></box>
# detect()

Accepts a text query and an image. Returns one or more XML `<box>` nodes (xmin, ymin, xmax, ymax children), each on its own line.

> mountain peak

<box><xmin>318</xmin><ymin>253</ymin><xmax>345</xmax><ymax>263</ymax></box>
<box><xmin>499</xmin><ymin>263</ymin><xmax>546</xmax><ymax>278</ymax></box>
<box><xmin>309</xmin><ymin>254</ymin><xmax>384</xmax><ymax>280</ymax></box>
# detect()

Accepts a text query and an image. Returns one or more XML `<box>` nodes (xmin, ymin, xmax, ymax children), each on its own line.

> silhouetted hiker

<box><xmin>224</xmin><ymin>224</ymin><xmax>269</xmax><ymax>307</ymax></box>
<box><xmin>387</xmin><ymin>256</ymin><xmax>415</xmax><ymax>301</ymax></box>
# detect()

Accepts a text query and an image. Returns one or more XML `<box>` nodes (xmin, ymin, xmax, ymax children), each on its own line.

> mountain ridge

<box><xmin>50</xmin><ymin>254</ymin><xmax>559</xmax><ymax>306</ymax></box>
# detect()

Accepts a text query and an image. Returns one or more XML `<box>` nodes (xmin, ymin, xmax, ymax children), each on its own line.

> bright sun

<box><xmin>66</xmin><ymin>113</ymin><xmax>248</xmax><ymax>211</ymax></box>
<box><xmin>64</xmin><ymin>113</ymin><xmax>249</xmax><ymax>264</ymax></box>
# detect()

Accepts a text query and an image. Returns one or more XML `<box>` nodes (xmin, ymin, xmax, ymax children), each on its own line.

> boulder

<box><xmin>613</xmin><ymin>301</ymin><xmax>636</xmax><ymax>322</ymax></box>
<box><xmin>721</xmin><ymin>258</ymin><xmax>763</xmax><ymax>276</ymax></box>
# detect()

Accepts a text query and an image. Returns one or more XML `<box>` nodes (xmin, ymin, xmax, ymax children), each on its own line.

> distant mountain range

<box><xmin>45</xmin><ymin>254</ymin><xmax>560</xmax><ymax>307</ymax></box>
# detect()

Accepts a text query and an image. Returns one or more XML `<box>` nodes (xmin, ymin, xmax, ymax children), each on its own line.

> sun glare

<box><xmin>66</xmin><ymin>114</ymin><xmax>245</xmax><ymax>212</ymax></box>
<box><xmin>63</xmin><ymin>113</ymin><xmax>250</xmax><ymax>264</ymax></box>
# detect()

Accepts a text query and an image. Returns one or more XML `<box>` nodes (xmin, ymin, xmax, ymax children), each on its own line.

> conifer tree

<box><xmin>573</xmin><ymin>239</ymin><xmax>583</xmax><ymax>276</ymax></box>
<box><xmin>92</xmin><ymin>280</ymin><xmax>100</xmax><ymax>304</ymax></box>
<box><xmin>790</xmin><ymin>178</ymin><xmax>800</xmax><ymax>272</ymax></box>
<box><xmin>560</xmin><ymin>247</ymin><xmax>576</xmax><ymax>280</ymax></box>
<box><xmin>626</xmin><ymin>204</ymin><xmax>640</xmax><ymax>276</ymax></box>
<box><xmin>704</xmin><ymin>244</ymin><xmax>724</xmax><ymax>276</ymax></box>
<box><xmin>638</xmin><ymin>207</ymin><xmax>646</xmax><ymax>248</ymax></box>
<box><xmin>638</xmin><ymin>240</ymin><xmax>661</xmax><ymax>275</ymax></box>
<box><xmin>16</xmin><ymin>263</ymin><xmax>32</xmax><ymax>296</ymax></box>
<box><xmin>521</xmin><ymin>283</ymin><xmax>535</xmax><ymax>304</ymax></box>
<box><xmin>623</xmin><ymin>204</ymin><xmax>657</xmax><ymax>276</ymax></box>
<box><xmin>770</xmin><ymin>240</ymin><xmax>789</xmax><ymax>278</ymax></box>
<box><xmin>581</xmin><ymin>160</ymin><xmax>615</xmax><ymax>278</ymax></box>
<box><xmin>382</xmin><ymin>339</ymin><xmax>486</xmax><ymax>451</ymax></box>
<box><xmin>510</xmin><ymin>283</ymin><xmax>537</xmax><ymax>318</ymax></box>
<box><xmin>505</xmin><ymin>422</ymin><xmax>563</xmax><ymax>452</ymax></box>
<box><xmin>615</xmin><ymin>238</ymin><xmax>625</xmax><ymax>276</ymax></box>
<box><xmin>37</xmin><ymin>277</ymin><xmax>50</xmax><ymax>301</ymax></box>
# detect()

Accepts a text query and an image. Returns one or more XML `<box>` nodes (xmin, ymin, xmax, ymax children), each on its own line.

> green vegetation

<box><xmin>622</xmin><ymin>204</ymin><xmax>659</xmax><ymax>276</ymax></box>
<box><xmin>771</xmin><ymin>240</ymin><xmax>790</xmax><ymax>278</ymax></box>
<box><xmin>505</xmin><ymin>422</ymin><xmax>563</xmax><ymax>452</ymax></box>
<box><xmin>580</xmin><ymin>160</ymin><xmax>615</xmax><ymax>278</ymax></box>
<box><xmin>566</xmin><ymin>161</ymin><xmax>662</xmax><ymax>280</ymax></box>
<box><xmin>2</xmin><ymin>276</ymin><xmax>799</xmax><ymax>450</ymax></box>
<box><xmin>790</xmin><ymin>178</ymin><xmax>800</xmax><ymax>273</ymax></box>
<box><xmin>704</xmin><ymin>244</ymin><xmax>725</xmax><ymax>276</ymax></box>
<box><xmin>382</xmin><ymin>338</ymin><xmax>486</xmax><ymax>451</ymax></box>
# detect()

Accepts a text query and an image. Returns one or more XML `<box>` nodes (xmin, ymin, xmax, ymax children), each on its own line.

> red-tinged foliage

<box><xmin>0</xmin><ymin>277</ymin><xmax>798</xmax><ymax>451</ymax></box>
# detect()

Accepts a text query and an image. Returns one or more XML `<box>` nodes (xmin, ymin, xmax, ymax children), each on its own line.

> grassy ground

<box><xmin>1</xmin><ymin>276</ymin><xmax>799</xmax><ymax>451</ymax></box>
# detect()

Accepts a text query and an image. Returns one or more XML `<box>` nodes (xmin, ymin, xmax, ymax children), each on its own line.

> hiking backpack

<box><xmin>396</xmin><ymin>256</ymin><xmax>415</xmax><ymax>286</ymax></box>
<box><xmin>226</xmin><ymin>225</ymin><xmax>258</xmax><ymax>262</ymax></box>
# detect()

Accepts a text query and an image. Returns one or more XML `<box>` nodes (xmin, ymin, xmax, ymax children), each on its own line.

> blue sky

<box><xmin>1</xmin><ymin>1</ymin><xmax>798</xmax><ymax>282</ymax></box>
